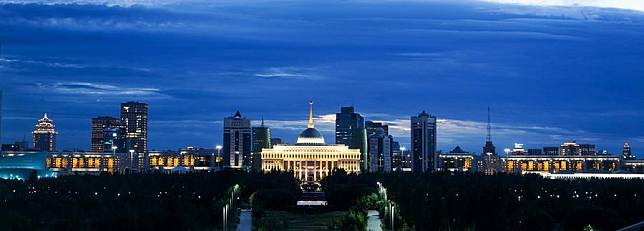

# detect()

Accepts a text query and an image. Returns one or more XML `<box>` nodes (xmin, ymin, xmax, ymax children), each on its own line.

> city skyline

<box><xmin>1</xmin><ymin>0</ymin><xmax>644</xmax><ymax>153</ymax></box>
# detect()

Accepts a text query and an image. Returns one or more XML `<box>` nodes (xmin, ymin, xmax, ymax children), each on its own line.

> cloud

<box><xmin>254</xmin><ymin>67</ymin><xmax>322</xmax><ymax>80</ymax></box>
<box><xmin>38</xmin><ymin>82</ymin><xmax>166</xmax><ymax>97</ymax></box>
<box><xmin>479</xmin><ymin>0</ymin><xmax>644</xmax><ymax>12</ymax></box>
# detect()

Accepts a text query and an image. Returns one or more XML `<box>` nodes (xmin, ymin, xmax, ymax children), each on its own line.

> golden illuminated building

<box><xmin>261</xmin><ymin>101</ymin><xmax>361</xmax><ymax>183</ymax></box>
<box><xmin>46</xmin><ymin>152</ymin><xmax>122</xmax><ymax>175</ymax></box>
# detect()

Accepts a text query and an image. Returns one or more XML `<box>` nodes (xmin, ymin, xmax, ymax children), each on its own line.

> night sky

<box><xmin>1</xmin><ymin>0</ymin><xmax>643</xmax><ymax>156</ymax></box>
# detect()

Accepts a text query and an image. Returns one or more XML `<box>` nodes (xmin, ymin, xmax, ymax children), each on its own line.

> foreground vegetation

<box><xmin>0</xmin><ymin>170</ymin><xmax>299</xmax><ymax>231</ymax></box>
<box><xmin>323</xmin><ymin>171</ymin><xmax>644</xmax><ymax>231</ymax></box>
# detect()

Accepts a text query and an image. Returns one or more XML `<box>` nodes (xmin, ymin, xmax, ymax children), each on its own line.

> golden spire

<box><xmin>308</xmin><ymin>100</ymin><xmax>314</xmax><ymax>128</ymax></box>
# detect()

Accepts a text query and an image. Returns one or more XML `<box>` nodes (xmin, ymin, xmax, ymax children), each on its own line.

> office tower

<box><xmin>335</xmin><ymin>106</ymin><xmax>368</xmax><ymax>170</ymax></box>
<box><xmin>543</xmin><ymin>147</ymin><xmax>559</xmax><ymax>155</ymax></box>
<box><xmin>368</xmin><ymin>128</ymin><xmax>392</xmax><ymax>173</ymax></box>
<box><xmin>120</xmin><ymin>102</ymin><xmax>148</xmax><ymax>154</ymax></box>
<box><xmin>91</xmin><ymin>116</ymin><xmax>126</xmax><ymax>153</ymax></box>
<box><xmin>366</xmin><ymin>121</ymin><xmax>389</xmax><ymax>137</ymax></box>
<box><xmin>410</xmin><ymin>110</ymin><xmax>437</xmax><ymax>173</ymax></box>
<box><xmin>223</xmin><ymin>111</ymin><xmax>251</xmax><ymax>169</ymax></box>
<box><xmin>252</xmin><ymin>119</ymin><xmax>271</xmax><ymax>171</ymax></box>
<box><xmin>32</xmin><ymin>113</ymin><xmax>57</xmax><ymax>152</ymax></box>
<box><xmin>623</xmin><ymin>142</ymin><xmax>635</xmax><ymax>160</ymax></box>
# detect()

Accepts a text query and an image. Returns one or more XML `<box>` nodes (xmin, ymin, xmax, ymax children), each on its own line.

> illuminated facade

<box><xmin>148</xmin><ymin>148</ymin><xmax>218</xmax><ymax>172</ymax></box>
<box><xmin>504</xmin><ymin>155</ymin><xmax>619</xmax><ymax>173</ymax></box>
<box><xmin>223</xmin><ymin>111</ymin><xmax>251</xmax><ymax>169</ymax></box>
<box><xmin>32</xmin><ymin>113</ymin><xmax>58</xmax><ymax>152</ymax></box>
<box><xmin>623</xmin><ymin>142</ymin><xmax>635</xmax><ymax>160</ymax></box>
<box><xmin>438</xmin><ymin>146</ymin><xmax>474</xmax><ymax>172</ymax></box>
<box><xmin>368</xmin><ymin>128</ymin><xmax>392</xmax><ymax>173</ymax></box>
<box><xmin>261</xmin><ymin>101</ymin><xmax>361</xmax><ymax>183</ymax></box>
<box><xmin>121</xmin><ymin>102</ymin><xmax>148</xmax><ymax>154</ymax></box>
<box><xmin>91</xmin><ymin>116</ymin><xmax>126</xmax><ymax>153</ymax></box>
<box><xmin>46</xmin><ymin>152</ymin><xmax>125</xmax><ymax>175</ymax></box>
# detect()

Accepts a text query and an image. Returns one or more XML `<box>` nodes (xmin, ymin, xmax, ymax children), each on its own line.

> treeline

<box><xmin>322</xmin><ymin>171</ymin><xmax>644</xmax><ymax>231</ymax></box>
<box><xmin>0</xmin><ymin>170</ymin><xmax>299</xmax><ymax>231</ymax></box>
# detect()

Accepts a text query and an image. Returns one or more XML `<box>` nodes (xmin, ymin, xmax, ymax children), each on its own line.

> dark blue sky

<box><xmin>1</xmin><ymin>0</ymin><xmax>643</xmax><ymax>155</ymax></box>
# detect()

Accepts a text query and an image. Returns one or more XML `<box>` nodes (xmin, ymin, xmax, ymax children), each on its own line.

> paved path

<box><xmin>367</xmin><ymin>210</ymin><xmax>383</xmax><ymax>231</ymax></box>
<box><xmin>237</xmin><ymin>209</ymin><xmax>252</xmax><ymax>231</ymax></box>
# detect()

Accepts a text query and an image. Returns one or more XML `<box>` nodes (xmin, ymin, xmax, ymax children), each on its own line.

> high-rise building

<box><xmin>252</xmin><ymin>119</ymin><xmax>271</xmax><ymax>171</ymax></box>
<box><xmin>623</xmin><ymin>142</ymin><xmax>635</xmax><ymax>160</ymax></box>
<box><xmin>91</xmin><ymin>116</ymin><xmax>126</xmax><ymax>153</ymax></box>
<box><xmin>120</xmin><ymin>102</ymin><xmax>148</xmax><ymax>154</ymax></box>
<box><xmin>368</xmin><ymin>128</ymin><xmax>392</xmax><ymax>173</ymax></box>
<box><xmin>366</xmin><ymin>121</ymin><xmax>389</xmax><ymax>137</ymax></box>
<box><xmin>32</xmin><ymin>113</ymin><xmax>57</xmax><ymax>152</ymax></box>
<box><xmin>223</xmin><ymin>111</ymin><xmax>251</xmax><ymax>169</ymax></box>
<box><xmin>410</xmin><ymin>111</ymin><xmax>437</xmax><ymax>173</ymax></box>
<box><xmin>335</xmin><ymin>106</ymin><xmax>368</xmax><ymax>170</ymax></box>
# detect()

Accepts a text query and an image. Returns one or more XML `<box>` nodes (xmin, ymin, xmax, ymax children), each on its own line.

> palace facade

<box><xmin>261</xmin><ymin>101</ymin><xmax>361</xmax><ymax>183</ymax></box>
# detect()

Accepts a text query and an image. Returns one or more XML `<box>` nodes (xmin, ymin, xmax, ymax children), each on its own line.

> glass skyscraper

<box><xmin>252</xmin><ymin>120</ymin><xmax>271</xmax><ymax>171</ymax></box>
<box><xmin>335</xmin><ymin>106</ymin><xmax>368</xmax><ymax>171</ymax></box>
<box><xmin>120</xmin><ymin>102</ymin><xmax>148</xmax><ymax>154</ymax></box>
<box><xmin>91</xmin><ymin>116</ymin><xmax>126</xmax><ymax>153</ymax></box>
<box><xmin>410</xmin><ymin>111</ymin><xmax>437</xmax><ymax>173</ymax></box>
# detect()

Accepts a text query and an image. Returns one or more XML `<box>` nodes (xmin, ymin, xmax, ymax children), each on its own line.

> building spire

<box><xmin>486</xmin><ymin>106</ymin><xmax>492</xmax><ymax>142</ymax></box>
<box><xmin>261</xmin><ymin>116</ymin><xmax>265</xmax><ymax>127</ymax></box>
<box><xmin>308</xmin><ymin>100</ymin><xmax>314</xmax><ymax>128</ymax></box>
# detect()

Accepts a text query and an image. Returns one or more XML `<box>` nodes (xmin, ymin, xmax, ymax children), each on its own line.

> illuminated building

<box><xmin>623</xmin><ymin>142</ymin><xmax>635</xmax><ymax>160</ymax></box>
<box><xmin>32</xmin><ymin>113</ymin><xmax>57</xmax><ymax>152</ymax></box>
<box><xmin>46</xmin><ymin>151</ymin><xmax>125</xmax><ymax>175</ymax></box>
<box><xmin>560</xmin><ymin>141</ymin><xmax>581</xmax><ymax>155</ymax></box>
<box><xmin>411</xmin><ymin>110</ymin><xmax>437</xmax><ymax>172</ymax></box>
<box><xmin>368</xmin><ymin>128</ymin><xmax>392</xmax><ymax>173</ymax></box>
<box><xmin>438</xmin><ymin>146</ymin><xmax>474</xmax><ymax>172</ymax></box>
<box><xmin>335</xmin><ymin>106</ymin><xmax>367</xmax><ymax>170</ymax></box>
<box><xmin>0</xmin><ymin>151</ymin><xmax>53</xmax><ymax>180</ymax></box>
<box><xmin>261</xmin><ymin>101</ymin><xmax>361</xmax><ymax>183</ymax></box>
<box><xmin>511</xmin><ymin>143</ymin><xmax>528</xmax><ymax>155</ymax></box>
<box><xmin>147</xmin><ymin>148</ymin><xmax>217</xmax><ymax>173</ymax></box>
<box><xmin>91</xmin><ymin>116</ymin><xmax>126</xmax><ymax>153</ymax></box>
<box><xmin>252</xmin><ymin>119</ymin><xmax>271</xmax><ymax>171</ymax></box>
<box><xmin>504</xmin><ymin>155</ymin><xmax>619</xmax><ymax>173</ymax></box>
<box><xmin>121</xmin><ymin>102</ymin><xmax>148</xmax><ymax>154</ymax></box>
<box><xmin>365</xmin><ymin>121</ymin><xmax>388</xmax><ymax>137</ymax></box>
<box><xmin>223</xmin><ymin>111</ymin><xmax>251</xmax><ymax>169</ymax></box>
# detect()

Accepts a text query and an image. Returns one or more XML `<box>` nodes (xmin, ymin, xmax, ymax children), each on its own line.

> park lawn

<box><xmin>259</xmin><ymin>210</ymin><xmax>347</xmax><ymax>231</ymax></box>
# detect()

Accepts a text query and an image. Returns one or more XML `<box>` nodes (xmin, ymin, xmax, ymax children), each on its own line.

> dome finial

<box><xmin>308</xmin><ymin>100</ymin><xmax>314</xmax><ymax>128</ymax></box>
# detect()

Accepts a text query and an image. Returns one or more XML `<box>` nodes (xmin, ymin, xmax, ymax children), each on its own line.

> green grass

<box><xmin>257</xmin><ymin>211</ymin><xmax>347</xmax><ymax>231</ymax></box>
